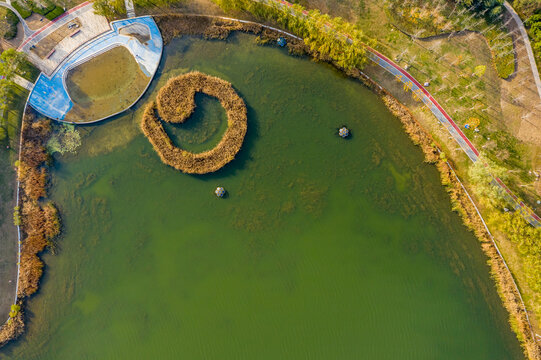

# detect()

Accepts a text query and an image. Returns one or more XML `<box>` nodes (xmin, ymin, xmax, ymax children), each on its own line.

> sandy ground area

<box><xmin>30</xmin><ymin>18</ymin><xmax>82</xmax><ymax>58</ymax></box>
<box><xmin>25</xmin><ymin>13</ymin><xmax>51</xmax><ymax>31</ymax></box>
<box><xmin>0</xmin><ymin>22</ymin><xmax>24</xmax><ymax>50</ymax></box>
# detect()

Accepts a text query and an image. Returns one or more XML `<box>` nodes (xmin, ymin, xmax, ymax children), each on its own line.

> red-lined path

<box><xmin>18</xmin><ymin>1</ymin><xmax>91</xmax><ymax>51</ymax></box>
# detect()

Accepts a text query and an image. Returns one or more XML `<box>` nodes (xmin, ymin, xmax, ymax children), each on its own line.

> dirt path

<box><xmin>504</xmin><ymin>1</ymin><xmax>541</xmax><ymax>102</ymax></box>
<box><xmin>500</xmin><ymin>5</ymin><xmax>541</xmax><ymax>144</ymax></box>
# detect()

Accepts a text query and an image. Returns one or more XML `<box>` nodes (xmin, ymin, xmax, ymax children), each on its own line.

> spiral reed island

<box><xmin>141</xmin><ymin>72</ymin><xmax>248</xmax><ymax>174</ymax></box>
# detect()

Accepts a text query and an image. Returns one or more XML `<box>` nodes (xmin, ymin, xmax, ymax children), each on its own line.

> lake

<box><xmin>2</xmin><ymin>33</ymin><xmax>524</xmax><ymax>359</ymax></box>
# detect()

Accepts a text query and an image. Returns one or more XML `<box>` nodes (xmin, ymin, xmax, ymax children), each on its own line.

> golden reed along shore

<box><xmin>142</xmin><ymin>71</ymin><xmax>248</xmax><ymax>174</ymax></box>
<box><xmin>0</xmin><ymin>110</ymin><xmax>61</xmax><ymax>346</ymax></box>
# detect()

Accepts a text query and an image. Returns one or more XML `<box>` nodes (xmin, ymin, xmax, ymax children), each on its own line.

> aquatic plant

<box><xmin>47</xmin><ymin>124</ymin><xmax>82</xmax><ymax>155</ymax></box>
<box><xmin>141</xmin><ymin>72</ymin><xmax>247</xmax><ymax>174</ymax></box>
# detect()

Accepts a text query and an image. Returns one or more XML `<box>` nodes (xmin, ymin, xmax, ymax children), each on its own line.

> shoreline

<box><xmin>0</xmin><ymin>13</ymin><xmax>537</xmax><ymax>358</ymax></box>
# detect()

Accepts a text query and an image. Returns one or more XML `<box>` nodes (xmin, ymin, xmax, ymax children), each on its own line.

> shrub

<box><xmin>13</xmin><ymin>206</ymin><xmax>20</xmax><ymax>226</ymax></box>
<box><xmin>9</xmin><ymin>304</ymin><xmax>20</xmax><ymax>318</ymax></box>
<box><xmin>30</xmin><ymin>2</ymin><xmax>56</xmax><ymax>16</ymax></box>
<box><xmin>45</xmin><ymin>6</ymin><xmax>64</xmax><ymax>20</ymax></box>
<box><xmin>0</xmin><ymin>8</ymin><xmax>20</xmax><ymax>40</ymax></box>
<box><xmin>12</xmin><ymin>2</ymin><xmax>32</xmax><ymax>19</ymax></box>
<box><xmin>93</xmin><ymin>0</ymin><xmax>126</xmax><ymax>19</ymax></box>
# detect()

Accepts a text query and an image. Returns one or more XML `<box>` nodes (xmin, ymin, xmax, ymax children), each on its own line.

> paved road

<box><xmin>0</xmin><ymin>1</ymin><xmax>34</xmax><ymax>38</ymax></box>
<box><xmin>125</xmin><ymin>0</ymin><xmax>135</xmax><ymax>18</ymax></box>
<box><xmin>504</xmin><ymin>1</ymin><xmax>541</xmax><ymax>103</ymax></box>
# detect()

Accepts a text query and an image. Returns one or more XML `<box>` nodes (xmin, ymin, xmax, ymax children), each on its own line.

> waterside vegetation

<box><xmin>141</xmin><ymin>71</ymin><xmax>247</xmax><ymax>174</ymax></box>
<box><xmin>0</xmin><ymin>110</ymin><xmax>60</xmax><ymax>346</ymax></box>
<box><xmin>213</xmin><ymin>0</ymin><xmax>371</xmax><ymax>70</ymax></box>
<box><xmin>365</xmin><ymin>72</ymin><xmax>541</xmax><ymax>360</ymax></box>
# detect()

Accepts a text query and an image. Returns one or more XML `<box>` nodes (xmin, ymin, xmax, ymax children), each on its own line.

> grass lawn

<box><xmin>2</xmin><ymin>83</ymin><xmax>28</xmax><ymax>152</ymax></box>
<box><xmin>17</xmin><ymin>59</ymin><xmax>41</xmax><ymax>83</ymax></box>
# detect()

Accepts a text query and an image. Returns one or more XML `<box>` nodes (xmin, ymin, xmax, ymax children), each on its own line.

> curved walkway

<box><xmin>504</xmin><ymin>1</ymin><xmax>541</xmax><ymax>102</ymax></box>
<box><xmin>0</xmin><ymin>1</ymin><xmax>33</xmax><ymax>38</ymax></box>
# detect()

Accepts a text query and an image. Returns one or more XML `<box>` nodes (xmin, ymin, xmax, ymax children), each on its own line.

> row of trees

<box><xmin>456</xmin><ymin>0</ymin><xmax>505</xmax><ymax>20</ymax></box>
<box><xmin>213</xmin><ymin>0</ymin><xmax>370</xmax><ymax>70</ymax></box>
<box><xmin>0</xmin><ymin>49</ymin><xmax>26</xmax><ymax>143</ymax></box>
<box><xmin>526</xmin><ymin>11</ymin><xmax>541</xmax><ymax>53</ymax></box>
<box><xmin>0</xmin><ymin>8</ymin><xmax>20</xmax><ymax>40</ymax></box>
<box><xmin>93</xmin><ymin>0</ymin><xmax>185</xmax><ymax>18</ymax></box>
<box><xmin>468</xmin><ymin>154</ymin><xmax>541</xmax><ymax>304</ymax></box>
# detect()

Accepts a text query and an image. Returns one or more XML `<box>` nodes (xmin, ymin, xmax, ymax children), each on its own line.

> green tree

<box><xmin>93</xmin><ymin>0</ymin><xmax>126</xmax><ymax>19</ymax></box>
<box><xmin>473</xmin><ymin>64</ymin><xmax>486</xmax><ymax>77</ymax></box>
<box><xmin>0</xmin><ymin>8</ymin><xmax>19</xmax><ymax>40</ymax></box>
<box><xmin>9</xmin><ymin>304</ymin><xmax>20</xmax><ymax>318</ymax></box>
<box><xmin>0</xmin><ymin>49</ymin><xmax>25</xmax><ymax>80</ymax></box>
<box><xmin>468</xmin><ymin>153</ymin><xmax>509</xmax><ymax>206</ymax></box>
<box><xmin>457</xmin><ymin>0</ymin><xmax>504</xmax><ymax>20</ymax></box>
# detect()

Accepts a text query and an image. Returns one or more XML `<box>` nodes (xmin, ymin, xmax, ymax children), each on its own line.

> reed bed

<box><xmin>142</xmin><ymin>72</ymin><xmax>247</xmax><ymax>174</ymax></box>
<box><xmin>0</xmin><ymin>109</ymin><xmax>60</xmax><ymax>346</ymax></box>
<box><xmin>17</xmin><ymin>110</ymin><xmax>60</xmax><ymax>298</ymax></box>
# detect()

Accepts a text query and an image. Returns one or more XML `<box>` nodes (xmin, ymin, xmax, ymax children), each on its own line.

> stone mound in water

<box><xmin>141</xmin><ymin>71</ymin><xmax>248</xmax><ymax>174</ymax></box>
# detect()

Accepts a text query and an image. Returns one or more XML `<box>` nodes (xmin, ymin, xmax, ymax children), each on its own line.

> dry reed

<box><xmin>142</xmin><ymin>72</ymin><xmax>247</xmax><ymax>174</ymax></box>
<box><xmin>0</xmin><ymin>109</ymin><xmax>61</xmax><ymax>346</ymax></box>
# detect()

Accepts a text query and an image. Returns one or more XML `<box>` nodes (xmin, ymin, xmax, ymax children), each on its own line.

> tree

<box><xmin>473</xmin><ymin>64</ymin><xmax>486</xmax><ymax>77</ymax></box>
<box><xmin>0</xmin><ymin>49</ymin><xmax>25</xmax><ymax>80</ymax></box>
<box><xmin>457</xmin><ymin>0</ymin><xmax>504</xmax><ymax>20</ymax></box>
<box><xmin>468</xmin><ymin>153</ymin><xmax>509</xmax><ymax>206</ymax></box>
<box><xmin>93</xmin><ymin>0</ymin><xmax>126</xmax><ymax>19</ymax></box>
<box><xmin>0</xmin><ymin>8</ymin><xmax>19</xmax><ymax>40</ymax></box>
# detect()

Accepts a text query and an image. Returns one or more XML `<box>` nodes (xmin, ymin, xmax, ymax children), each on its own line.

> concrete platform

<box><xmin>19</xmin><ymin>2</ymin><xmax>110</xmax><ymax>76</ymax></box>
<box><xmin>28</xmin><ymin>16</ymin><xmax>163</xmax><ymax>123</ymax></box>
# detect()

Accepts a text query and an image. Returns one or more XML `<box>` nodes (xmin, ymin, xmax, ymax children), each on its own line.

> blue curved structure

<box><xmin>28</xmin><ymin>16</ymin><xmax>163</xmax><ymax>123</ymax></box>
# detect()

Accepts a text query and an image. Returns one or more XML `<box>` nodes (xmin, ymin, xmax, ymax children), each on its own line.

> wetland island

<box><xmin>0</xmin><ymin>0</ymin><xmax>541</xmax><ymax>358</ymax></box>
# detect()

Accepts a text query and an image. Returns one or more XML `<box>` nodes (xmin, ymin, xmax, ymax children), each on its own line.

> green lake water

<box><xmin>2</xmin><ymin>33</ymin><xmax>524</xmax><ymax>359</ymax></box>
